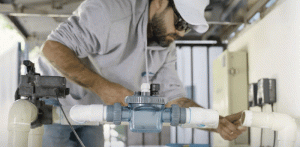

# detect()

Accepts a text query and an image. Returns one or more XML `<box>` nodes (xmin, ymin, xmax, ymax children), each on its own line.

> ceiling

<box><xmin>0</xmin><ymin>0</ymin><xmax>274</xmax><ymax>46</ymax></box>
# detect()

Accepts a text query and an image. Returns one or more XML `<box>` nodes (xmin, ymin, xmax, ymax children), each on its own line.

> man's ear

<box><xmin>149</xmin><ymin>0</ymin><xmax>169</xmax><ymax>20</ymax></box>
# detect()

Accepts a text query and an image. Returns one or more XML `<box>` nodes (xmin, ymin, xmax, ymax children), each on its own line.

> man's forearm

<box><xmin>42</xmin><ymin>40</ymin><xmax>126</xmax><ymax>104</ymax></box>
<box><xmin>42</xmin><ymin>41</ymin><xmax>100</xmax><ymax>88</ymax></box>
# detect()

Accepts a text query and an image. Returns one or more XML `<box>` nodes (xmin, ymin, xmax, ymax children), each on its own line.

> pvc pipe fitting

<box><xmin>8</xmin><ymin>100</ymin><xmax>38</xmax><ymax>147</ymax></box>
<box><xmin>241</xmin><ymin>110</ymin><xmax>297</xmax><ymax>147</ymax></box>
<box><xmin>248</xmin><ymin>106</ymin><xmax>262</xmax><ymax>147</ymax></box>
<box><xmin>70</xmin><ymin>104</ymin><xmax>107</xmax><ymax>123</ymax></box>
<box><xmin>185</xmin><ymin>107</ymin><xmax>219</xmax><ymax>129</ymax></box>
<box><xmin>28</xmin><ymin>126</ymin><xmax>44</xmax><ymax>147</ymax></box>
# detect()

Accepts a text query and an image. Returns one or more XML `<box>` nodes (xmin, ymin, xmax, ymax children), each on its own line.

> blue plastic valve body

<box><xmin>106</xmin><ymin>92</ymin><xmax>186</xmax><ymax>133</ymax></box>
<box><xmin>129</xmin><ymin>103</ymin><xmax>164</xmax><ymax>133</ymax></box>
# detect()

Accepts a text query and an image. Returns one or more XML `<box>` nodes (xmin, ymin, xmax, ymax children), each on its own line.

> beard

<box><xmin>148</xmin><ymin>11</ymin><xmax>179</xmax><ymax>47</ymax></box>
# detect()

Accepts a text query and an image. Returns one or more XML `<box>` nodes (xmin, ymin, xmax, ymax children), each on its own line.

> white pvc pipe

<box><xmin>242</xmin><ymin>110</ymin><xmax>297</xmax><ymax>147</ymax></box>
<box><xmin>8</xmin><ymin>100</ymin><xmax>38</xmax><ymax>147</ymax></box>
<box><xmin>28</xmin><ymin>126</ymin><xmax>44</xmax><ymax>147</ymax></box>
<box><xmin>70</xmin><ymin>105</ymin><xmax>107</xmax><ymax>123</ymax></box>
<box><xmin>69</xmin><ymin>105</ymin><xmax>220</xmax><ymax>130</ymax></box>
<box><xmin>249</xmin><ymin>106</ymin><xmax>262</xmax><ymax>147</ymax></box>
<box><xmin>185</xmin><ymin>107</ymin><xmax>219</xmax><ymax>129</ymax></box>
<box><xmin>262</xmin><ymin>104</ymin><xmax>275</xmax><ymax>146</ymax></box>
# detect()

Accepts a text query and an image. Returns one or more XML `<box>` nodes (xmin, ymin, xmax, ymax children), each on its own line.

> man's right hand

<box><xmin>95</xmin><ymin>81</ymin><xmax>134</xmax><ymax>106</ymax></box>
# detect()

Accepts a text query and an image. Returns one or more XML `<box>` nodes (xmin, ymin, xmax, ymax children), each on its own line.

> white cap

<box><xmin>141</xmin><ymin>83</ymin><xmax>150</xmax><ymax>92</ymax></box>
<box><xmin>174</xmin><ymin>0</ymin><xmax>210</xmax><ymax>33</ymax></box>
<box><xmin>241</xmin><ymin>110</ymin><xmax>253</xmax><ymax>127</ymax></box>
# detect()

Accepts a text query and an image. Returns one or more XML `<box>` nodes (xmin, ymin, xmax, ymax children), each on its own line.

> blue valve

<box><xmin>106</xmin><ymin>86</ymin><xmax>186</xmax><ymax>133</ymax></box>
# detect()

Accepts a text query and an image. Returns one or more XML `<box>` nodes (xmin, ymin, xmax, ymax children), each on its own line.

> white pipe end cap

<box><xmin>242</xmin><ymin>110</ymin><xmax>253</xmax><ymax>127</ymax></box>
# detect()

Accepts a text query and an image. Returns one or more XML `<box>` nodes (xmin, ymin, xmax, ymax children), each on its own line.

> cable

<box><xmin>271</xmin><ymin>103</ymin><xmax>276</xmax><ymax>147</ymax></box>
<box><xmin>144</xmin><ymin>4</ymin><xmax>149</xmax><ymax>84</ymax></box>
<box><xmin>145</xmin><ymin>43</ymin><xmax>150</xmax><ymax>83</ymax></box>
<box><xmin>15</xmin><ymin>88</ymin><xmax>20</xmax><ymax>101</ymax></box>
<box><xmin>260</xmin><ymin>105</ymin><xmax>263</xmax><ymax>147</ymax></box>
<box><xmin>55</xmin><ymin>93</ymin><xmax>86</xmax><ymax>147</ymax></box>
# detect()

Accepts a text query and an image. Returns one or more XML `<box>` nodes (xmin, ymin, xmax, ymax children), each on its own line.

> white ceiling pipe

<box><xmin>241</xmin><ymin>110</ymin><xmax>297</xmax><ymax>147</ymax></box>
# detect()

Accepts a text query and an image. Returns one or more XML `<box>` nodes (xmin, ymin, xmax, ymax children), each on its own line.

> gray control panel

<box><xmin>257</xmin><ymin>78</ymin><xmax>276</xmax><ymax>105</ymax></box>
<box><xmin>248</xmin><ymin>83</ymin><xmax>258</xmax><ymax>107</ymax></box>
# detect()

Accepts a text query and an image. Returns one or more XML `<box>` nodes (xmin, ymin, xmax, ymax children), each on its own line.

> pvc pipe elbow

<box><xmin>70</xmin><ymin>105</ymin><xmax>106</xmax><ymax>123</ymax></box>
<box><xmin>241</xmin><ymin>110</ymin><xmax>297</xmax><ymax>145</ymax></box>
<box><xmin>185</xmin><ymin>107</ymin><xmax>219</xmax><ymax>129</ymax></box>
<box><xmin>8</xmin><ymin>100</ymin><xmax>38</xmax><ymax>131</ymax></box>
<box><xmin>272</xmin><ymin>113</ymin><xmax>297</xmax><ymax>142</ymax></box>
<box><xmin>8</xmin><ymin>100</ymin><xmax>38</xmax><ymax>147</ymax></box>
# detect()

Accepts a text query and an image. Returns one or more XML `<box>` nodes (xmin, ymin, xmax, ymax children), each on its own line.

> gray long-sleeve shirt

<box><xmin>36</xmin><ymin>0</ymin><xmax>186</xmax><ymax>106</ymax></box>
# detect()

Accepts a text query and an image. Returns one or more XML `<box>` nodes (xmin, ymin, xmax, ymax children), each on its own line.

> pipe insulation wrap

<box><xmin>242</xmin><ymin>110</ymin><xmax>297</xmax><ymax>146</ymax></box>
<box><xmin>70</xmin><ymin>105</ymin><xmax>106</xmax><ymax>123</ymax></box>
<box><xmin>185</xmin><ymin>107</ymin><xmax>219</xmax><ymax>129</ymax></box>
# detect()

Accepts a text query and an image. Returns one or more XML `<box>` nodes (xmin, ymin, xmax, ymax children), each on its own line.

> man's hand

<box><xmin>95</xmin><ymin>81</ymin><xmax>134</xmax><ymax>106</ymax></box>
<box><xmin>217</xmin><ymin>116</ymin><xmax>245</xmax><ymax>141</ymax></box>
<box><xmin>217</xmin><ymin>112</ymin><xmax>247</xmax><ymax>141</ymax></box>
<box><xmin>166</xmin><ymin>98</ymin><xmax>247</xmax><ymax>141</ymax></box>
<box><xmin>225</xmin><ymin>112</ymin><xmax>248</xmax><ymax>132</ymax></box>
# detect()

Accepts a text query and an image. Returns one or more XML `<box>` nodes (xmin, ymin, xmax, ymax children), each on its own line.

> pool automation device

<box><xmin>8</xmin><ymin>60</ymin><xmax>70</xmax><ymax>147</ymax></box>
<box><xmin>70</xmin><ymin>83</ymin><xmax>220</xmax><ymax>133</ymax></box>
<box><xmin>248</xmin><ymin>83</ymin><xmax>258</xmax><ymax>107</ymax></box>
<box><xmin>13</xmin><ymin>60</ymin><xmax>70</xmax><ymax>127</ymax></box>
<box><xmin>257</xmin><ymin>78</ymin><xmax>276</xmax><ymax>105</ymax></box>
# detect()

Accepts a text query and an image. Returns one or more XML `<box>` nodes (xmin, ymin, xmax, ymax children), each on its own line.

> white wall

<box><xmin>227</xmin><ymin>0</ymin><xmax>300</xmax><ymax>145</ymax></box>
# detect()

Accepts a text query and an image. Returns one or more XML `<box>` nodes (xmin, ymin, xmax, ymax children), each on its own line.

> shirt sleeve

<box><xmin>47</xmin><ymin>0</ymin><xmax>111</xmax><ymax>58</ymax></box>
<box><xmin>152</xmin><ymin>43</ymin><xmax>187</xmax><ymax>103</ymax></box>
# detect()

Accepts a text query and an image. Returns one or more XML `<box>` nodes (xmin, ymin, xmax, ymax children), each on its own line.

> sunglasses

<box><xmin>169</xmin><ymin>0</ymin><xmax>191</xmax><ymax>34</ymax></box>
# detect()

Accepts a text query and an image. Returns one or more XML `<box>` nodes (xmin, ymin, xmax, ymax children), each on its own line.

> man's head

<box><xmin>148</xmin><ymin>0</ymin><xmax>209</xmax><ymax>47</ymax></box>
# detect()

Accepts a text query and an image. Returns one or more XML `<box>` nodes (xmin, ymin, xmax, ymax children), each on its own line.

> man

<box><xmin>37</xmin><ymin>0</ymin><xmax>246</xmax><ymax>146</ymax></box>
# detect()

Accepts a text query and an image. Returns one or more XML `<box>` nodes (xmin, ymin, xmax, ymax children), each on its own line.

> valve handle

<box><xmin>23</xmin><ymin>60</ymin><xmax>35</xmax><ymax>74</ymax></box>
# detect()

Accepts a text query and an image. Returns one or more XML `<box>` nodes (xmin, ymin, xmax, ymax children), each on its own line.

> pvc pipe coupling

<box><xmin>241</xmin><ymin>110</ymin><xmax>297</xmax><ymax>147</ymax></box>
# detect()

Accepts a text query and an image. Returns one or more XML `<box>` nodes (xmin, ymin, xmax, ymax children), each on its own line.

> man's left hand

<box><xmin>216</xmin><ymin>112</ymin><xmax>247</xmax><ymax>141</ymax></box>
<box><xmin>225</xmin><ymin>112</ymin><xmax>248</xmax><ymax>132</ymax></box>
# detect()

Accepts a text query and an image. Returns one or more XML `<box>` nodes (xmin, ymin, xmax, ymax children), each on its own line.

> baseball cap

<box><xmin>173</xmin><ymin>0</ymin><xmax>210</xmax><ymax>33</ymax></box>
